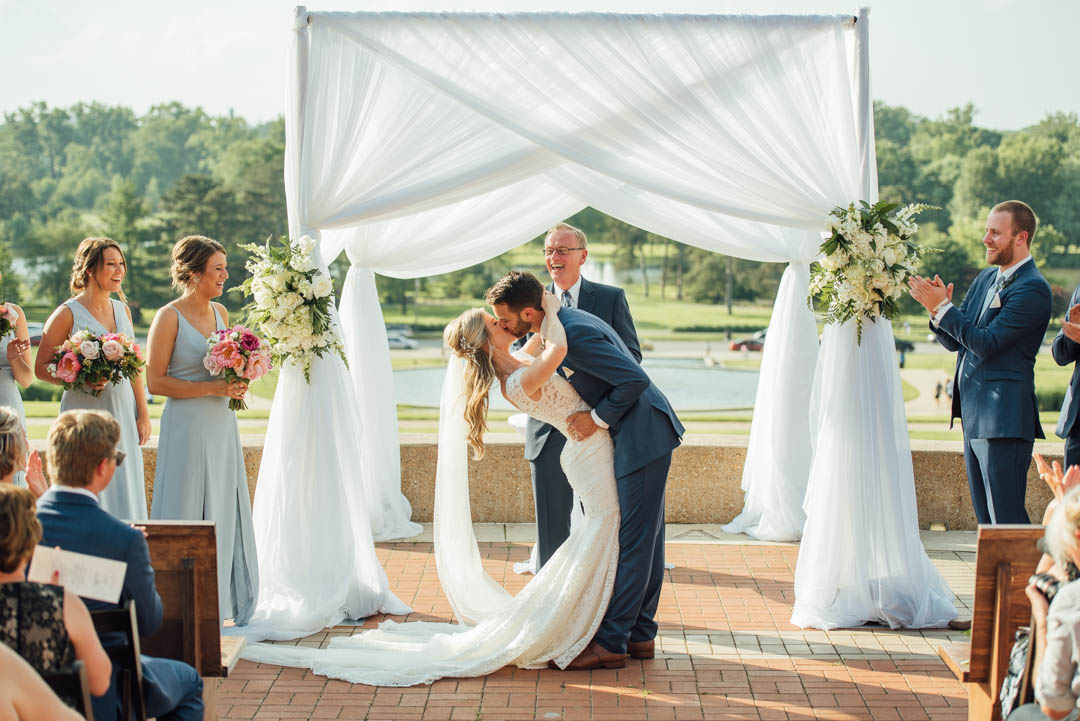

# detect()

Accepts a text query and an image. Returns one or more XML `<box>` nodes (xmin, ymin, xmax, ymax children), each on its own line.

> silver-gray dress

<box><xmin>59</xmin><ymin>299</ymin><xmax>147</xmax><ymax>520</ymax></box>
<box><xmin>0</xmin><ymin>323</ymin><xmax>28</xmax><ymax>488</ymax></box>
<box><xmin>149</xmin><ymin>305</ymin><xmax>258</xmax><ymax>625</ymax></box>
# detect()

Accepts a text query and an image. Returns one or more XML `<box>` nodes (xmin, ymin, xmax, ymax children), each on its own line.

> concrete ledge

<box><xmin>92</xmin><ymin>434</ymin><xmax>1059</xmax><ymax>532</ymax></box>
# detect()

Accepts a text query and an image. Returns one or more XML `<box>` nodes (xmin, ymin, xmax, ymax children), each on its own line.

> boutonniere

<box><xmin>1000</xmin><ymin>274</ymin><xmax>1018</xmax><ymax>292</ymax></box>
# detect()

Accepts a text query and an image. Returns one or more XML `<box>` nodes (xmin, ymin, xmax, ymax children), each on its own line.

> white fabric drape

<box><xmin>790</xmin><ymin>8</ymin><xmax>956</xmax><ymax>629</ymax></box>
<box><xmin>791</xmin><ymin>319</ymin><xmax>957</xmax><ymax>629</ymax></box>
<box><xmin>257</xmin><ymin>7</ymin><xmax>897</xmax><ymax>635</ymax></box>
<box><xmin>433</xmin><ymin>356</ymin><xmax>513</xmax><ymax>624</ymax></box>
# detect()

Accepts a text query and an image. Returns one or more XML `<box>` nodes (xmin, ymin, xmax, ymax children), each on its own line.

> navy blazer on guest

<box><xmin>523</xmin><ymin>277</ymin><xmax>641</xmax><ymax>461</ymax></box>
<box><xmin>1053</xmin><ymin>283</ymin><xmax>1080</xmax><ymax>438</ymax></box>
<box><xmin>557</xmin><ymin>307</ymin><xmax>683</xmax><ymax>478</ymax></box>
<box><xmin>931</xmin><ymin>259</ymin><xmax>1052</xmax><ymax>441</ymax></box>
<box><xmin>36</xmin><ymin>488</ymin><xmax>166</xmax><ymax>719</ymax></box>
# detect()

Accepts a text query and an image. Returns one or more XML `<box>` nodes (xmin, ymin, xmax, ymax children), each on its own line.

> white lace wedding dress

<box><xmin>240</xmin><ymin>368</ymin><xmax>620</xmax><ymax>685</ymax></box>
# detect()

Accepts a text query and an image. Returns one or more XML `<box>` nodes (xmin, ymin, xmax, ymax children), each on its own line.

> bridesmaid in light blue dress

<box><xmin>34</xmin><ymin>238</ymin><xmax>150</xmax><ymax>520</ymax></box>
<box><xmin>146</xmin><ymin>235</ymin><xmax>258</xmax><ymax>625</ymax></box>
<box><xmin>0</xmin><ymin>276</ymin><xmax>36</xmax><ymax>490</ymax></box>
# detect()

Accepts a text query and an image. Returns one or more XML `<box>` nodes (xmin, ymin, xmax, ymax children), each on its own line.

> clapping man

<box><xmin>909</xmin><ymin>200</ymin><xmax>1052</xmax><ymax>525</ymax></box>
<box><xmin>36</xmin><ymin>410</ymin><xmax>204</xmax><ymax>721</ymax></box>
<box><xmin>1053</xmin><ymin>287</ymin><xmax>1080</xmax><ymax>469</ymax></box>
<box><xmin>522</xmin><ymin>222</ymin><xmax>641</xmax><ymax>569</ymax></box>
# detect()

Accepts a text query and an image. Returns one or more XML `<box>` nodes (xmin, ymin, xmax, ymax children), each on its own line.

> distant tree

<box><xmin>130</xmin><ymin>103</ymin><xmax>211</xmax><ymax>194</ymax></box>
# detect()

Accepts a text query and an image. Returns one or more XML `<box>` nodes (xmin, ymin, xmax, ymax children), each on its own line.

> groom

<box><xmin>486</xmin><ymin>270</ymin><xmax>684</xmax><ymax>670</ymax></box>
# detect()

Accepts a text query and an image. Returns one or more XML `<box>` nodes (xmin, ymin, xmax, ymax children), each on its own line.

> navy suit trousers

<box><xmin>593</xmin><ymin>451</ymin><xmax>671</xmax><ymax>654</ymax></box>
<box><xmin>92</xmin><ymin>654</ymin><xmax>203</xmax><ymax>721</ymax></box>
<box><xmin>964</xmin><ymin>437</ymin><xmax>1032</xmax><ymax>524</ymax></box>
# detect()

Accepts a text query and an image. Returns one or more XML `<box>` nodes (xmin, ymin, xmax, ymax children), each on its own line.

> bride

<box><xmin>240</xmin><ymin>291</ymin><xmax>622</xmax><ymax>685</ymax></box>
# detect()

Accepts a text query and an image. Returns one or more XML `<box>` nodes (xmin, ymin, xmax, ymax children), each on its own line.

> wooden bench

<box><xmin>140</xmin><ymin>521</ymin><xmax>246</xmax><ymax>719</ymax></box>
<box><xmin>938</xmin><ymin>525</ymin><xmax>1045</xmax><ymax>721</ymax></box>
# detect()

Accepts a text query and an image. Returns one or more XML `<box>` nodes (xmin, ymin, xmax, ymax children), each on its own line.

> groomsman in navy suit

<box><xmin>1053</xmin><ymin>285</ymin><xmax>1080</xmax><ymax>468</ymax></box>
<box><xmin>910</xmin><ymin>200</ymin><xmax>1052</xmax><ymax>524</ymax></box>
<box><xmin>520</xmin><ymin>222</ymin><xmax>641</xmax><ymax>569</ymax></box>
<box><xmin>36</xmin><ymin>410</ymin><xmax>204</xmax><ymax>721</ymax></box>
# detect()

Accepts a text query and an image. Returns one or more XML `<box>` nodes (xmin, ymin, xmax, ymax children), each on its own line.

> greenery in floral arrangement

<box><xmin>233</xmin><ymin>235</ymin><xmax>347</xmax><ymax>382</ymax></box>
<box><xmin>808</xmin><ymin>200</ymin><xmax>937</xmax><ymax>344</ymax></box>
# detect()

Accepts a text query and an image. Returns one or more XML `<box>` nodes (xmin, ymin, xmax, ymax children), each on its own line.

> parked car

<box><xmin>387</xmin><ymin>331</ymin><xmax>418</xmax><ymax>350</ymax></box>
<box><xmin>26</xmin><ymin>322</ymin><xmax>43</xmax><ymax>347</ymax></box>
<box><xmin>729</xmin><ymin>329</ymin><xmax>766</xmax><ymax>352</ymax></box>
<box><xmin>385</xmin><ymin>324</ymin><xmax>414</xmax><ymax>337</ymax></box>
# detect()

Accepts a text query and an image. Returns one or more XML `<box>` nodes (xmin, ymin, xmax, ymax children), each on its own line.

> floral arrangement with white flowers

<box><xmin>808</xmin><ymin>200</ymin><xmax>936</xmax><ymax>344</ymax></box>
<box><xmin>234</xmin><ymin>235</ymin><xmax>345</xmax><ymax>382</ymax></box>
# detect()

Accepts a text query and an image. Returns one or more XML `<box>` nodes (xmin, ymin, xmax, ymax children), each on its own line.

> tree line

<box><xmin>1</xmin><ymin>100</ymin><xmax>1078</xmax><ymax>320</ymax></box>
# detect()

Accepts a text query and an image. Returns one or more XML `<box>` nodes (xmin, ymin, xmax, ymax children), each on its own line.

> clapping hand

<box><xmin>1034</xmin><ymin>453</ymin><xmax>1080</xmax><ymax>524</ymax></box>
<box><xmin>25</xmin><ymin>450</ymin><xmax>48</xmax><ymax>499</ymax></box>
<box><xmin>1062</xmin><ymin>304</ymin><xmax>1080</xmax><ymax>344</ymax></box>
<box><xmin>907</xmin><ymin>274</ymin><xmax>952</xmax><ymax>314</ymax></box>
<box><xmin>5</xmin><ymin>338</ymin><xmax>29</xmax><ymax>364</ymax></box>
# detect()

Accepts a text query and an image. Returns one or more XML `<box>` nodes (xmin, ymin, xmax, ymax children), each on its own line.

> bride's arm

<box><xmin>518</xmin><ymin>292</ymin><xmax>567</xmax><ymax>397</ymax></box>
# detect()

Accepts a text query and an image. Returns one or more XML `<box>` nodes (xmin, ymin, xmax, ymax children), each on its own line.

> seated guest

<box><xmin>1009</xmin><ymin>486</ymin><xmax>1080</xmax><ymax>720</ymax></box>
<box><xmin>0</xmin><ymin>641</ymin><xmax>84</xmax><ymax>721</ymax></box>
<box><xmin>0</xmin><ymin>406</ymin><xmax>47</xmax><ymax>498</ymax></box>
<box><xmin>0</xmin><ymin>485</ymin><xmax>111</xmax><ymax>699</ymax></box>
<box><xmin>36</xmin><ymin>410</ymin><xmax>203</xmax><ymax>721</ymax></box>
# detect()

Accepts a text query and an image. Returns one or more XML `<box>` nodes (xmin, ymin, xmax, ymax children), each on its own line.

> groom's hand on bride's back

<box><xmin>566</xmin><ymin>411</ymin><xmax>599</xmax><ymax>441</ymax></box>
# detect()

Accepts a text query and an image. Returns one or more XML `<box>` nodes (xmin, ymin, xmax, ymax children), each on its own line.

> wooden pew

<box><xmin>938</xmin><ymin>525</ymin><xmax>1045</xmax><ymax>721</ymax></box>
<box><xmin>140</xmin><ymin>521</ymin><xmax>246</xmax><ymax>719</ymax></box>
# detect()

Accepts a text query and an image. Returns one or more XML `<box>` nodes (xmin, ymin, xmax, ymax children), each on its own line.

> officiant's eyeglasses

<box><xmin>543</xmin><ymin>247</ymin><xmax>585</xmax><ymax>257</ymax></box>
<box><xmin>112</xmin><ymin>450</ymin><xmax>125</xmax><ymax>467</ymax></box>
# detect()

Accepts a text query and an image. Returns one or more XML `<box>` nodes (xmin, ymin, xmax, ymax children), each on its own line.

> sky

<box><xmin>5</xmin><ymin>0</ymin><xmax>1079</xmax><ymax>131</ymax></box>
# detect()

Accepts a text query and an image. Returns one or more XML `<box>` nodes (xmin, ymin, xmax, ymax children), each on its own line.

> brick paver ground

<box><xmin>221</xmin><ymin>529</ymin><xmax>974</xmax><ymax>721</ymax></box>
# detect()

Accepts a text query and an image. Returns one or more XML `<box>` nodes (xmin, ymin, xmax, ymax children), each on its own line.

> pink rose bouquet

<box><xmin>204</xmin><ymin>325</ymin><xmax>272</xmax><ymax>411</ymax></box>
<box><xmin>47</xmin><ymin>329</ymin><xmax>145</xmax><ymax>397</ymax></box>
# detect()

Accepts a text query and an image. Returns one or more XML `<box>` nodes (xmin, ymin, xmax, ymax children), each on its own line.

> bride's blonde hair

<box><xmin>443</xmin><ymin>309</ymin><xmax>495</xmax><ymax>460</ymax></box>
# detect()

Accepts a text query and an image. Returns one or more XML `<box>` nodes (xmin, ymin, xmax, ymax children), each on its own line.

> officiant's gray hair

<box><xmin>546</xmin><ymin>222</ymin><xmax>588</xmax><ymax>249</ymax></box>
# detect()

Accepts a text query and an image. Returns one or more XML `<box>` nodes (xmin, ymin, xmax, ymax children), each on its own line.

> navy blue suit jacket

<box><xmin>523</xmin><ymin>277</ymin><xmax>641</xmax><ymax>461</ymax></box>
<box><xmin>557</xmin><ymin>307</ymin><xmax>683</xmax><ymax>478</ymax></box>
<box><xmin>36</xmin><ymin>488</ymin><xmax>165</xmax><ymax>719</ymax></box>
<box><xmin>931</xmin><ymin>259</ymin><xmax>1052</xmax><ymax>441</ymax></box>
<box><xmin>1053</xmin><ymin>283</ymin><xmax>1080</xmax><ymax>439</ymax></box>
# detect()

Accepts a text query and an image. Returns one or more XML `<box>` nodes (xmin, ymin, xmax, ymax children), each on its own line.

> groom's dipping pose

<box><xmin>486</xmin><ymin>271</ymin><xmax>683</xmax><ymax>670</ymax></box>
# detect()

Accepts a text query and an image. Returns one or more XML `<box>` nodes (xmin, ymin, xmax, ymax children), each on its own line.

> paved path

<box><xmin>225</xmin><ymin>526</ymin><xmax>972</xmax><ymax>720</ymax></box>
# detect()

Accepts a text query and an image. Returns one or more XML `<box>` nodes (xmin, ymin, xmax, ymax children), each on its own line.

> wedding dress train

<box><xmin>241</xmin><ymin>367</ymin><xmax>620</xmax><ymax>685</ymax></box>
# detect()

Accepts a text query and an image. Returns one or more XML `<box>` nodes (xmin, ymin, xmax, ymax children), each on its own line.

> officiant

<box><xmin>909</xmin><ymin>200</ymin><xmax>1052</xmax><ymax>524</ymax></box>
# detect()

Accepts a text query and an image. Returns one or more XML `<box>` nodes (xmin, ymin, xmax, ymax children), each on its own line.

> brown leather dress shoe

<box><xmin>565</xmin><ymin>640</ymin><xmax>627</xmax><ymax>670</ymax></box>
<box><xmin>628</xmin><ymin>639</ymin><xmax>655</xmax><ymax>659</ymax></box>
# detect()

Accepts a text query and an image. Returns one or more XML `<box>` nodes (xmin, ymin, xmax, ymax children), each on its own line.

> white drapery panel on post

<box><xmin>254</xmin><ymin>7</ymin><xmax>886</xmax><ymax>637</ymax></box>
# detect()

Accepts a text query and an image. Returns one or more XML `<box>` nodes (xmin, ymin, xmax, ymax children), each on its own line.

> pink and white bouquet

<box><xmin>203</xmin><ymin>325</ymin><xmax>272</xmax><ymax>411</ymax></box>
<box><xmin>47</xmin><ymin>329</ymin><xmax>145</xmax><ymax>397</ymax></box>
<box><xmin>0</xmin><ymin>303</ymin><xmax>17</xmax><ymax>338</ymax></box>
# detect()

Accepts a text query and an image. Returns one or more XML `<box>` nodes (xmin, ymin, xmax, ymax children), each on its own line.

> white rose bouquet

<box><xmin>234</xmin><ymin>235</ymin><xmax>346</xmax><ymax>382</ymax></box>
<box><xmin>808</xmin><ymin>200</ymin><xmax>936</xmax><ymax>344</ymax></box>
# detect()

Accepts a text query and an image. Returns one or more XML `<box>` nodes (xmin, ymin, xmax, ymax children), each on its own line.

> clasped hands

<box><xmin>907</xmin><ymin>274</ymin><xmax>954</xmax><ymax>314</ymax></box>
<box><xmin>1061</xmin><ymin>304</ymin><xmax>1080</xmax><ymax>344</ymax></box>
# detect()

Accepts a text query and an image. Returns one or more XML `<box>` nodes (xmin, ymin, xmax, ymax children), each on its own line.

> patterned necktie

<box><xmin>562</xmin><ymin>290</ymin><xmax>573</xmax><ymax>308</ymax></box>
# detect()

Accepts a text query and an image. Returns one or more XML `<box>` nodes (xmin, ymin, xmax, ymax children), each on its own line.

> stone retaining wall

<box><xmin>120</xmin><ymin>434</ymin><xmax>1060</xmax><ymax>532</ymax></box>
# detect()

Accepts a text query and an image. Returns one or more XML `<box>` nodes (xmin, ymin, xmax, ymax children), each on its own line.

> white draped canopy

<box><xmin>249</xmin><ymin>6</ymin><xmax>884</xmax><ymax>636</ymax></box>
